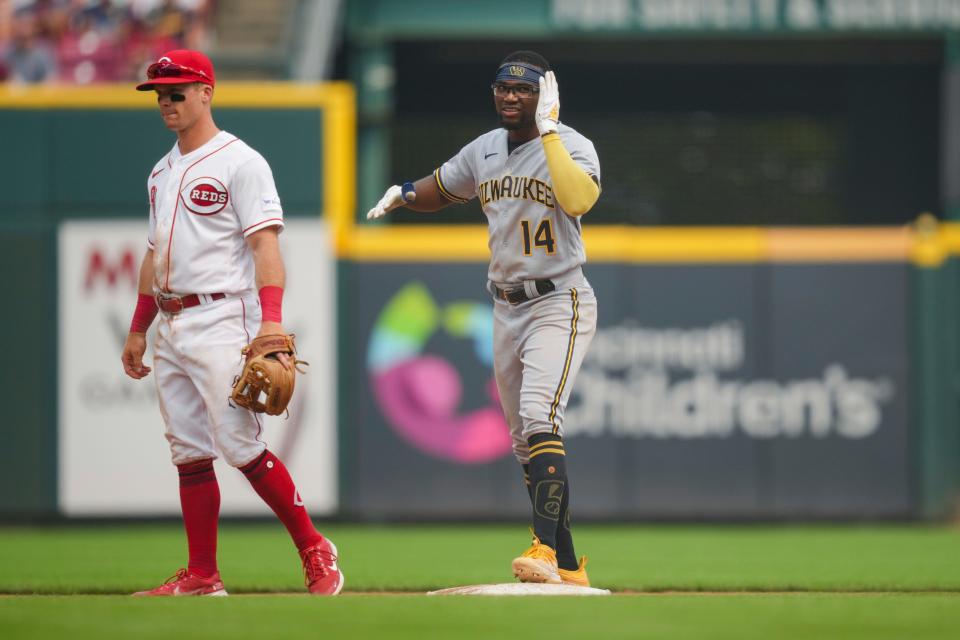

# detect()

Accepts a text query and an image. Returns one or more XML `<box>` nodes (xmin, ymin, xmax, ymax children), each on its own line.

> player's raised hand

<box><xmin>121</xmin><ymin>332</ymin><xmax>152</xmax><ymax>379</ymax></box>
<box><xmin>536</xmin><ymin>71</ymin><xmax>560</xmax><ymax>136</ymax></box>
<box><xmin>367</xmin><ymin>184</ymin><xmax>416</xmax><ymax>220</ymax></box>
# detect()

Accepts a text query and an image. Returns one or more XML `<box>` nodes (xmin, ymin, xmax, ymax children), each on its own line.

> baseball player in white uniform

<box><xmin>120</xmin><ymin>49</ymin><xmax>343</xmax><ymax>596</ymax></box>
<box><xmin>368</xmin><ymin>51</ymin><xmax>601</xmax><ymax>587</ymax></box>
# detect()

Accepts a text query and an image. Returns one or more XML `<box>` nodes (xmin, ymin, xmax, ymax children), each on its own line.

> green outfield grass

<box><xmin>1</xmin><ymin>523</ymin><xmax>959</xmax><ymax>639</ymax></box>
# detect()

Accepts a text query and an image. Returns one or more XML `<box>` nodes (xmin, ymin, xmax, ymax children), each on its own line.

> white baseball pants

<box><xmin>493</xmin><ymin>285</ymin><xmax>597</xmax><ymax>464</ymax></box>
<box><xmin>153</xmin><ymin>293</ymin><xmax>266</xmax><ymax>467</ymax></box>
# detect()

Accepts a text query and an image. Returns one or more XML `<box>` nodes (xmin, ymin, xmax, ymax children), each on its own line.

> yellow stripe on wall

<box><xmin>583</xmin><ymin>226</ymin><xmax>766</xmax><ymax>262</ymax></box>
<box><xmin>346</xmin><ymin>226</ymin><xmax>492</xmax><ymax>261</ymax></box>
<box><xmin>317</xmin><ymin>84</ymin><xmax>356</xmax><ymax>252</ymax></box>
<box><xmin>0</xmin><ymin>82</ymin><xmax>354</xmax><ymax>109</ymax></box>
<box><xmin>343</xmin><ymin>223</ymin><xmax>960</xmax><ymax>266</ymax></box>
<box><xmin>765</xmin><ymin>228</ymin><xmax>913</xmax><ymax>262</ymax></box>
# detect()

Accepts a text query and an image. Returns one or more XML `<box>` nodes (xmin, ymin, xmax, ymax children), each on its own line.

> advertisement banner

<box><xmin>346</xmin><ymin>262</ymin><xmax>910</xmax><ymax>518</ymax></box>
<box><xmin>350</xmin><ymin>264</ymin><xmax>529</xmax><ymax>518</ymax></box>
<box><xmin>58</xmin><ymin>219</ymin><xmax>337</xmax><ymax>516</ymax></box>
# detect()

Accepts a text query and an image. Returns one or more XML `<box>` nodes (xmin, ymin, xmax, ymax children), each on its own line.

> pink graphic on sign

<box><xmin>366</xmin><ymin>282</ymin><xmax>511</xmax><ymax>464</ymax></box>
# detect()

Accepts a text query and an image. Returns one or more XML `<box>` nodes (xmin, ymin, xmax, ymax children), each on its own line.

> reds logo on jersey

<box><xmin>182</xmin><ymin>177</ymin><xmax>229</xmax><ymax>215</ymax></box>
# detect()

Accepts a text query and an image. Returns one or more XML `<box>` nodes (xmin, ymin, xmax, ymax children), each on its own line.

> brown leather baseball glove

<box><xmin>231</xmin><ymin>334</ymin><xmax>307</xmax><ymax>416</ymax></box>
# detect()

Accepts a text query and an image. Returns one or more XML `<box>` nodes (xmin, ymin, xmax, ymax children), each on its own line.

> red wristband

<box><xmin>130</xmin><ymin>293</ymin><xmax>159</xmax><ymax>333</ymax></box>
<box><xmin>259</xmin><ymin>285</ymin><xmax>283</xmax><ymax>323</ymax></box>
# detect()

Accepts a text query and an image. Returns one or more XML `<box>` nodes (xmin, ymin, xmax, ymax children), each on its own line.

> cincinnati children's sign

<box><xmin>565</xmin><ymin>320</ymin><xmax>894</xmax><ymax>440</ymax></box>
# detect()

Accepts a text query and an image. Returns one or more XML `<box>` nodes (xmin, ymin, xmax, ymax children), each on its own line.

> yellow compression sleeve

<box><xmin>541</xmin><ymin>132</ymin><xmax>600</xmax><ymax>217</ymax></box>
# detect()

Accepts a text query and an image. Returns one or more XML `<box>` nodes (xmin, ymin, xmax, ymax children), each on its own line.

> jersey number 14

<box><xmin>521</xmin><ymin>219</ymin><xmax>556</xmax><ymax>255</ymax></box>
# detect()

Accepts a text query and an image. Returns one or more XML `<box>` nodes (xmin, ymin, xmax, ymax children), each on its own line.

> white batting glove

<box><xmin>366</xmin><ymin>184</ymin><xmax>415</xmax><ymax>220</ymax></box>
<box><xmin>536</xmin><ymin>71</ymin><xmax>560</xmax><ymax>136</ymax></box>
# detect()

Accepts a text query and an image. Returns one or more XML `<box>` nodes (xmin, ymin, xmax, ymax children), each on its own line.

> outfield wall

<box><xmin>1</xmin><ymin>84</ymin><xmax>958</xmax><ymax>520</ymax></box>
<box><xmin>337</xmin><ymin>225</ymin><xmax>959</xmax><ymax>520</ymax></box>
<box><xmin>344</xmin><ymin>260</ymin><xmax>911</xmax><ymax>519</ymax></box>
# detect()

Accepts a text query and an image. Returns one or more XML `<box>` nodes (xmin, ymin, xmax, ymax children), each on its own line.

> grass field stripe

<box><xmin>529</xmin><ymin>448</ymin><xmax>567</xmax><ymax>459</ymax></box>
<box><xmin>433</xmin><ymin>168</ymin><xmax>469</xmax><ymax>203</ymax></box>
<box><xmin>530</xmin><ymin>440</ymin><xmax>564</xmax><ymax>452</ymax></box>
<box><xmin>549</xmin><ymin>288</ymin><xmax>579</xmax><ymax>434</ymax></box>
<box><xmin>3</xmin><ymin>523</ymin><xmax>960</xmax><ymax>614</ymax></box>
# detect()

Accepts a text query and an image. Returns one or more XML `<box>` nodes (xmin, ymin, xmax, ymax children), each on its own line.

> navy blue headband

<box><xmin>494</xmin><ymin>62</ymin><xmax>544</xmax><ymax>85</ymax></box>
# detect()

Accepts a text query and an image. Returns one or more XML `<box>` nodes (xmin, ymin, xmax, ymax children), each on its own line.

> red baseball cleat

<box><xmin>299</xmin><ymin>538</ymin><xmax>344</xmax><ymax>595</ymax></box>
<box><xmin>132</xmin><ymin>569</ymin><xmax>228</xmax><ymax>597</ymax></box>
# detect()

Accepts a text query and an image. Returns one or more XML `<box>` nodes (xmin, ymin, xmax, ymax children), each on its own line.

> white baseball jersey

<box><xmin>435</xmin><ymin>123</ymin><xmax>600</xmax><ymax>285</ymax></box>
<box><xmin>146</xmin><ymin>130</ymin><xmax>284</xmax><ymax>295</ymax></box>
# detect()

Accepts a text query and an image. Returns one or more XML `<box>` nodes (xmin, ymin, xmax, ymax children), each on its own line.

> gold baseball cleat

<box><xmin>558</xmin><ymin>556</ymin><xmax>590</xmax><ymax>587</ymax></box>
<box><xmin>512</xmin><ymin>535</ymin><xmax>562</xmax><ymax>584</ymax></box>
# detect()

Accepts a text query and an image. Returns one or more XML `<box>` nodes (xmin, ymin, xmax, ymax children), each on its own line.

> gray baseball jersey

<box><xmin>435</xmin><ymin>123</ymin><xmax>600</xmax><ymax>285</ymax></box>
<box><xmin>435</xmin><ymin>123</ymin><xmax>600</xmax><ymax>459</ymax></box>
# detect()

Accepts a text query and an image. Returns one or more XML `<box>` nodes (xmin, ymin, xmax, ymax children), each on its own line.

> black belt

<box><xmin>493</xmin><ymin>279</ymin><xmax>556</xmax><ymax>304</ymax></box>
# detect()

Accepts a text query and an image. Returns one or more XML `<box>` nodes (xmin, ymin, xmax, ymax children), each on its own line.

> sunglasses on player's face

<box><xmin>491</xmin><ymin>82</ymin><xmax>540</xmax><ymax>99</ymax></box>
<box><xmin>156</xmin><ymin>90</ymin><xmax>187</xmax><ymax>103</ymax></box>
<box><xmin>146</xmin><ymin>60</ymin><xmax>210</xmax><ymax>81</ymax></box>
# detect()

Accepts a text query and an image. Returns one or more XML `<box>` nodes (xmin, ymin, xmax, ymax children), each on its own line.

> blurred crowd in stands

<box><xmin>0</xmin><ymin>0</ymin><xmax>213</xmax><ymax>84</ymax></box>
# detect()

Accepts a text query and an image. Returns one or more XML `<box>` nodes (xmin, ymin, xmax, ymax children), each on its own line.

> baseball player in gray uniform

<box><xmin>368</xmin><ymin>50</ymin><xmax>600</xmax><ymax>587</ymax></box>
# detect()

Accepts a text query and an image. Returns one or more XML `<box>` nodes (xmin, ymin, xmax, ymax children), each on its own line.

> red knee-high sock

<box><xmin>240</xmin><ymin>450</ymin><xmax>323</xmax><ymax>552</ymax></box>
<box><xmin>177</xmin><ymin>459</ymin><xmax>220</xmax><ymax>578</ymax></box>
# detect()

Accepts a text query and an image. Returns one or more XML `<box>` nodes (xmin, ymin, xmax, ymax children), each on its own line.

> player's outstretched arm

<box><xmin>536</xmin><ymin>71</ymin><xmax>600</xmax><ymax>217</ymax></box>
<box><xmin>366</xmin><ymin>175</ymin><xmax>452</xmax><ymax>220</ymax></box>
<box><xmin>122</xmin><ymin>249</ymin><xmax>157</xmax><ymax>380</ymax></box>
